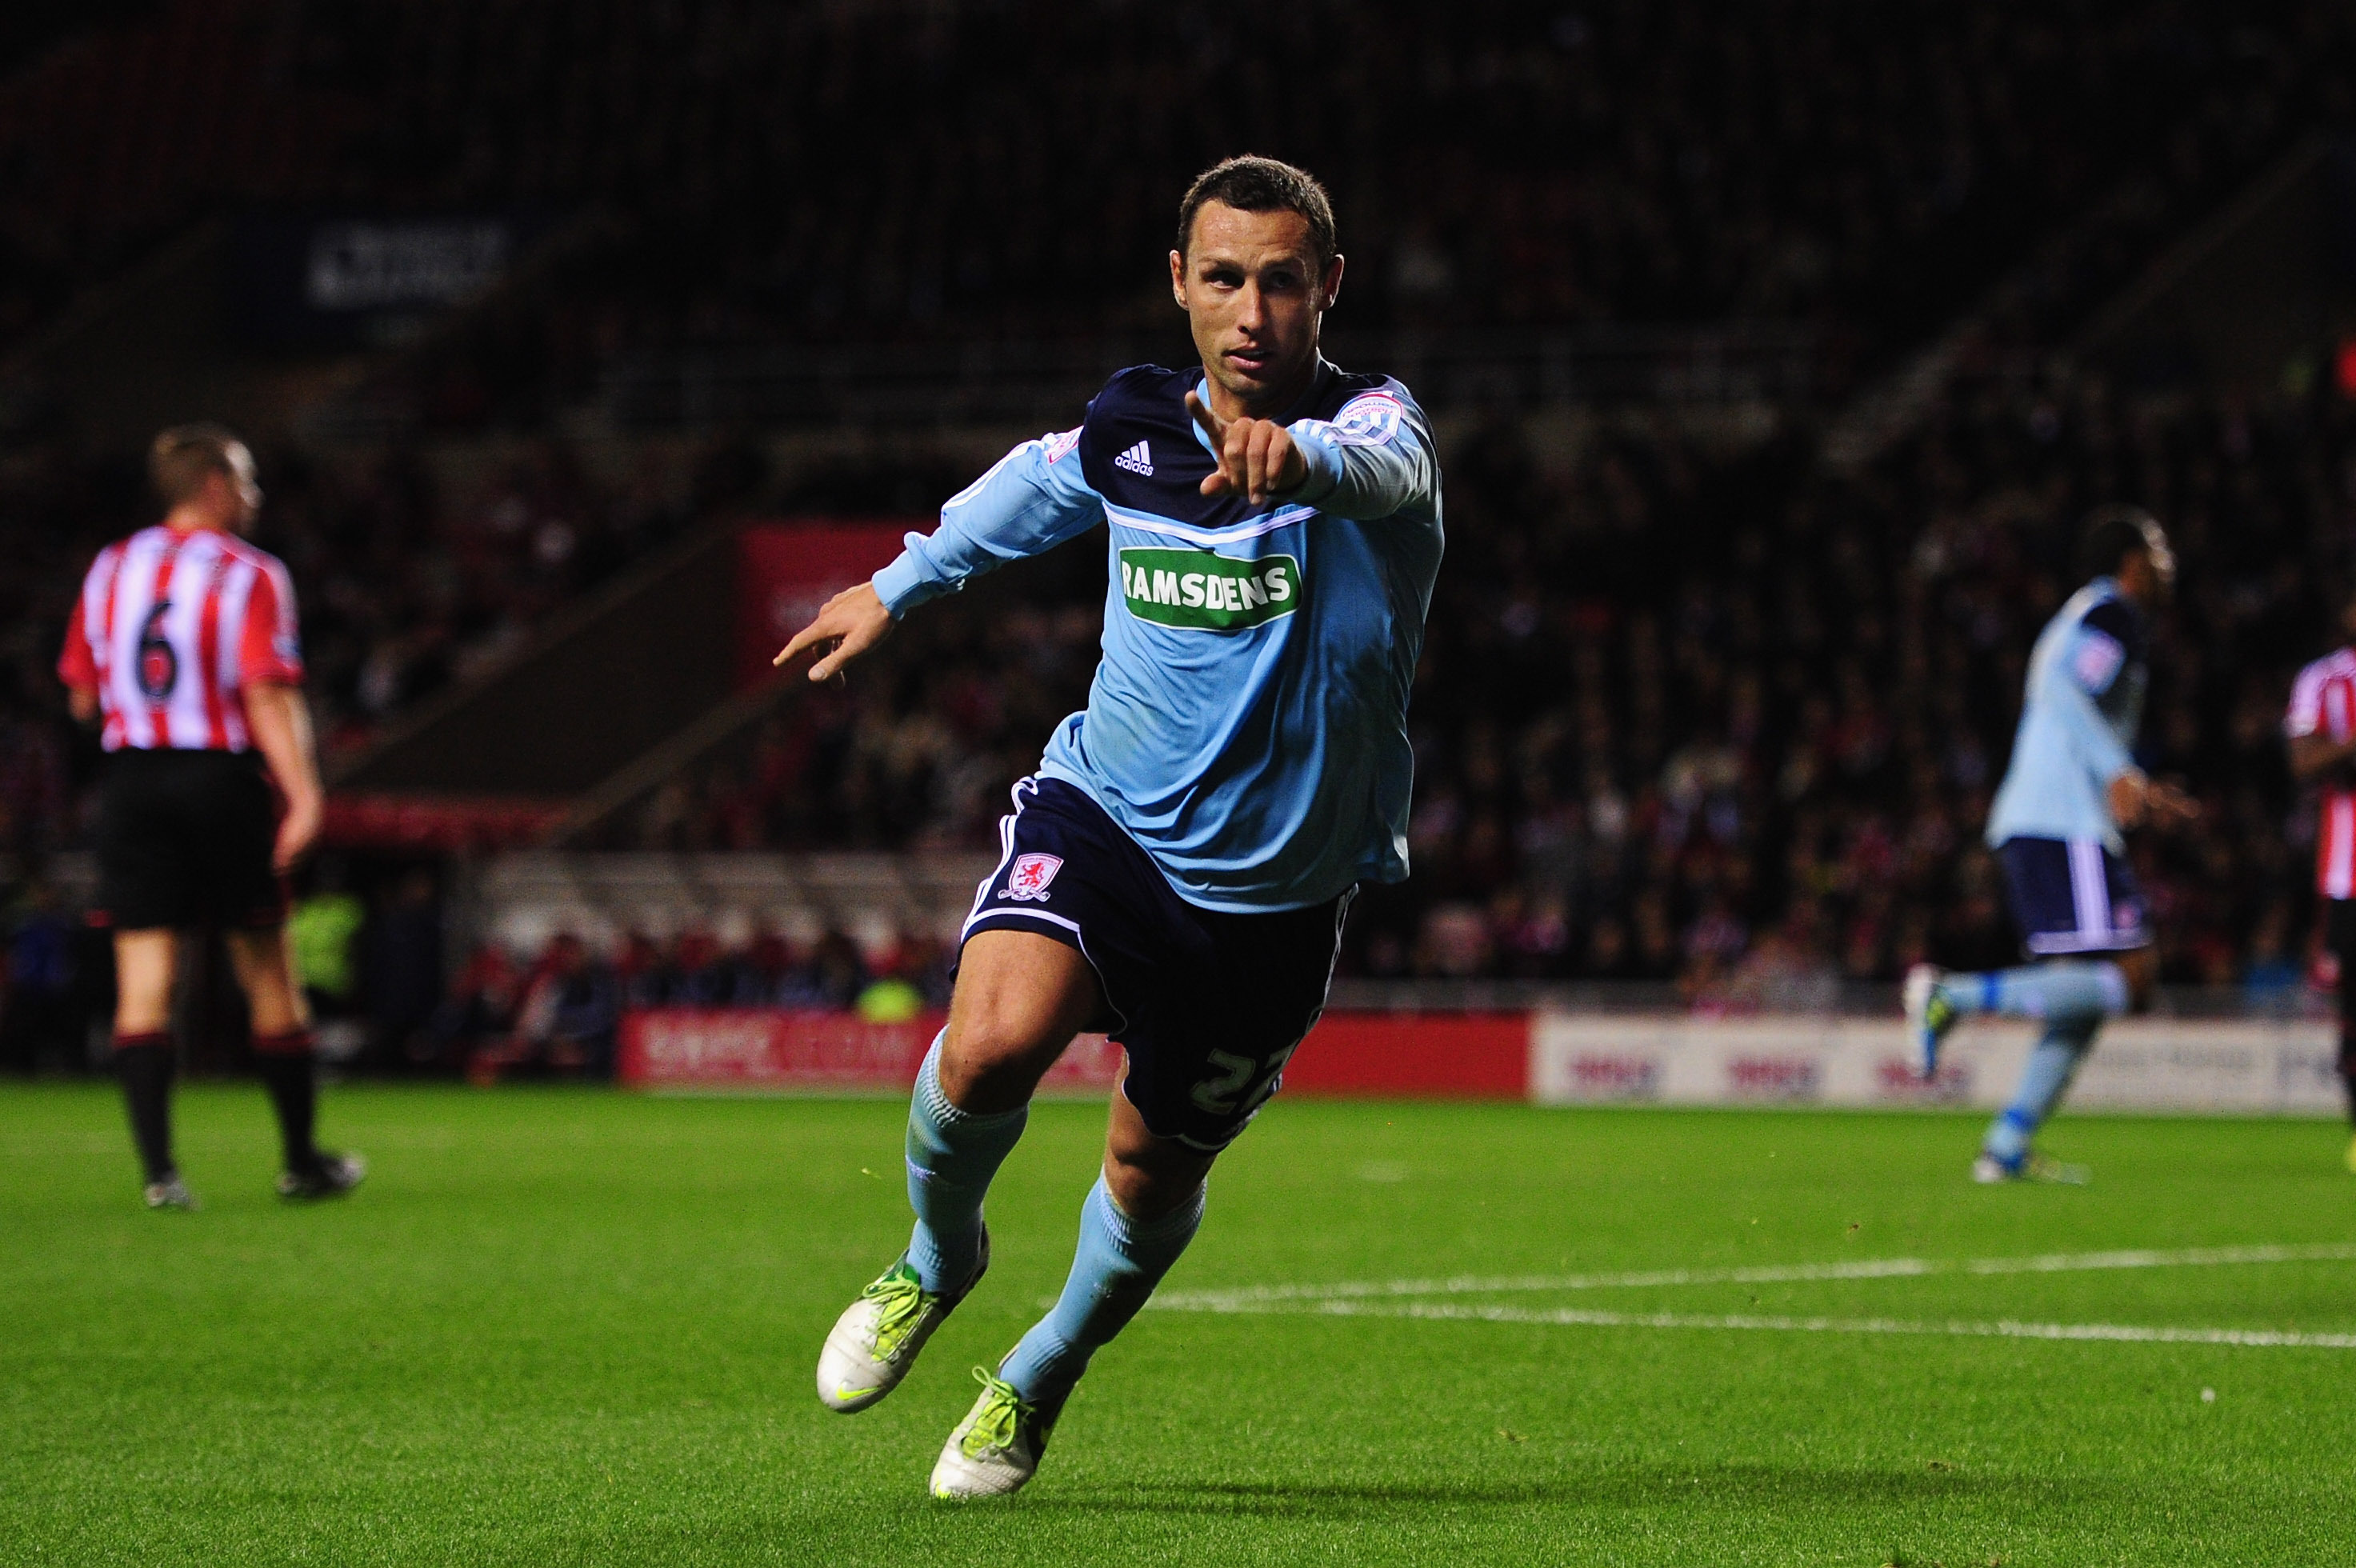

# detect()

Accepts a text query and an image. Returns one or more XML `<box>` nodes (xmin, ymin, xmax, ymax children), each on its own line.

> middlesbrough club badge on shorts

<box><xmin>1002</xmin><ymin>852</ymin><xmax>1064</xmax><ymax>902</ymax></box>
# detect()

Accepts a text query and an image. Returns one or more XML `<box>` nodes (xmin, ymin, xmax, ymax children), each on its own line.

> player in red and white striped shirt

<box><xmin>2286</xmin><ymin>611</ymin><xmax>2356</xmax><ymax>1172</ymax></box>
<box><xmin>58</xmin><ymin>425</ymin><xmax>362</xmax><ymax>1210</ymax></box>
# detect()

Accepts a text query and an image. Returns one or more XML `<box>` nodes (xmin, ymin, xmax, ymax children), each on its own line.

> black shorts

<box><xmin>962</xmin><ymin>777</ymin><xmax>1353</xmax><ymax>1151</ymax></box>
<box><xmin>96</xmin><ymin>749</ymin><xmax>285</xmax><ymax>931</ymax></box>
<box><xmin>1995</xmin><ymin>836</ymin><xmax>2150</xmax><ymax>957</ymax></box>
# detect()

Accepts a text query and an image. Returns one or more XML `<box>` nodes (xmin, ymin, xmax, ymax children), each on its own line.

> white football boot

<box><xmin>815</xmin><ymin>1234</ymin><xmax>986</xmax><ymax>1414</ymax></box>
<box><xmin>1974</xmin><ymin>1150</ymin><xmax>2090</xmax><ymax>1185</ymax></box>
<box><xmin>930</xmin><ymin>1366</ymin><xmax>1050</xmax><ymax>1498</ymax></box>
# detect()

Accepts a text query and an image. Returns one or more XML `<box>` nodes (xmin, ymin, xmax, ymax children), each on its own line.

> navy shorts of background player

<box><xmin>963</xmin><ymin>778</ymin><xmax>1349</xmax><ymax>1151</ymax></box>
<box><xmin>1995</xmin><ymin>835</ymin><xmax>2151</xmax><ymax>958</ymax></box>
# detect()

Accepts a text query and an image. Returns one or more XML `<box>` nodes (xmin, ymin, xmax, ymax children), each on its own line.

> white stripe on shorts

<box><xmin>2067</xmin><ymin>838</ymin><xmax>2111</xmax><ymax>946</ymax></box>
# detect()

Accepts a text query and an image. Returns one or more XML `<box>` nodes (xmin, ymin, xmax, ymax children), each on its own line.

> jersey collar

<box><xmin>1183</xmin><ymin>357</ymin><xmax>1339</xmax><ymax>456</ymax></box>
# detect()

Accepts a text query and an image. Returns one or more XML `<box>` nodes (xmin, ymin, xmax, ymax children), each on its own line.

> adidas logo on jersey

<box><xmin>1114</xmin><ymin>440</ymin><xmax>1154</xmax><ymax>477</ymax></box>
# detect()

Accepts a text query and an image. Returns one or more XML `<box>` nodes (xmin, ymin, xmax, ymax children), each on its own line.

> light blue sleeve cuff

<box><xmin>1284</xmin><ymin>422</ymin><xmax>1346</xmax><ymax>505</ymax></box>
<box><xmin>871</xmin><ymin>543</ymin><xmax>941</xmax><ymax>618</ymax></box>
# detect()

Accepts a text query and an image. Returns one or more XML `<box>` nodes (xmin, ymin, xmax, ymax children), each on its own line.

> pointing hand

<box><xmin>1188</xmin><ymin>390</ymin><xmax>1307</xmax><ymax>508</ymax></box>
<box><xmin>776</xmin><ymin>582</ymin><xmax>894</xmax><ymax>682</ymax></box>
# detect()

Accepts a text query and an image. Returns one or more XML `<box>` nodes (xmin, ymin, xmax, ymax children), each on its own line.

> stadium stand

<box><xmin>538</xmin><ymin>362</ymin><xmax>2334</xmax><ymax>997</ymax></box>
<box><xmin>0</xmin><ymin>3</ymin><xmax>2340</xmax><ymax>402</ymax></box>
<box><xmin>6</xmin><ymin>1</ymin><xmax>2356</xmax><ymax>1072</ymax></box>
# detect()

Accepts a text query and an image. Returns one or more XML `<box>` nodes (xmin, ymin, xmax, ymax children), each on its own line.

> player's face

<box><xmin>1170</xmin><ymin>203</ymin><xmax>1344</xmax><ymax>417</ymax></box>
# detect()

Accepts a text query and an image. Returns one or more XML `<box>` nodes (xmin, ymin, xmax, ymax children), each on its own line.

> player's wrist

<box><xmin>871</xmin><ymin>555</ymin><xmax>933</xmax><ymax>618</ymax></box>
<box><xmin>1280</xmin><ymin>422</ymin><xmax>1342</xmax><ymax>502</ymax></box>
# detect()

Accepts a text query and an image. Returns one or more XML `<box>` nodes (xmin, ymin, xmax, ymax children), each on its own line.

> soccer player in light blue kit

<box><xmin>776</xmin><ymin>158</ymin><xmax>1441</xmax><ymax>1497</ymax></box>
<box><xmin>1907</xmin><ymin>509</ymin><xmax>2197</xmax><ymax>1182</ymax></box>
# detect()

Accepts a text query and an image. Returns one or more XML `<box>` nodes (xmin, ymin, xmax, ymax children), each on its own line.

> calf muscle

<box><xmin>1103</xmin><ymin>1089</ymin><xmax>1213</xmax><ymax>1221</ymax></box>
<box><xmin>112</xmin><ymin>930</ymin><xmax>178</xmax><ymax>1035</ymax></box>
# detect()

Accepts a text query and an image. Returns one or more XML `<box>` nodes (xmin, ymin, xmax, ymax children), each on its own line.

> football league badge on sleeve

<box><xmin>1002</xmin><ymin>853</ymin><xmax>1064</xmax><ymax>902</ymax></box>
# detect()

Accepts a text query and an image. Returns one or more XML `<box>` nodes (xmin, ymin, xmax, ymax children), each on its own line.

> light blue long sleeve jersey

<box><xmin>870</xmin><ymin>360</ymin><xmax>1444</xmax><ymax>912</ymax></box>
<box><xmin>1985</xmin><ymin>576</ymin><xmax>2150</xmax><ymax>852</ymax></box>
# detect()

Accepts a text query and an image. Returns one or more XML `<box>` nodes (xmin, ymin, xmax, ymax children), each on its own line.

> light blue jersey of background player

<box><xmin>1907</xmin><ymin>508</ymin><xmax>2196</xmax><ymax>1182</ymax></box>
<box><xmin>1985</xmin><ymin>576</ymin><xmax>2148</xmax><ymax>855</ymax></box>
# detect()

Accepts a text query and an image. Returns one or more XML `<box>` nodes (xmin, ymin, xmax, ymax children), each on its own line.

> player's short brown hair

<box><xmin>2078</xmin><ymin>504</ymin><xmax>2166</xmax><ymax>581</ymax></box>
<box><xmin>1175</xmin><ymin>156</ymin><xmax>1338</xmax><ymax>273</ymax></box>
<box><xmin>149</xmin><ymin>423</ymin><xmax>247</xmax><ymax>506</ymax></box>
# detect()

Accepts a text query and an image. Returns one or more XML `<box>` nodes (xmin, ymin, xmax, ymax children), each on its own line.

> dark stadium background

<box><xmin>2</xmin><ymin>0</ymin><xmax>2353</xmax><ymax>1078</ymax></box>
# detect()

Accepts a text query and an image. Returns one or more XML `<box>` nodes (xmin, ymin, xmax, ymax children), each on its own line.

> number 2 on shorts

<box><xmin>1189</xmin><ymin>1041</ymin><xmax>1302</xmax><ymax>1117</ymax></box>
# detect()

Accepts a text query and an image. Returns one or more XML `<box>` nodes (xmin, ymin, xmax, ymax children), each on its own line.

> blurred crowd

<box><xmin>597</xmin><ymin>362</ymin><xmax>2351</xmax><ymax>1001</ymax></box>
<box><xmin>4</xmin><ymin>0</ymin><xmax>2355</xmax><ymax>1061</ymax></box>
<box><xmin>4</xmin><ymin>368</ymin><xmax>2348</xmax><ymax>1031</ymax></box>
<box><xmin>345</xmin><ymin>0</ymin><xmax>2350</xmax><ymax>429</ymax></box>
<box><xmin>1370</xmin><ymin>370</ymin><xmax>2338</xmax><ymax>998</ymax></box>
<box><xmin>3</xmin><ymin>1</ymin><xmax>2348</xmax><ymax>414</ymax></box>
<box><xmin>437</xmin><ymin>922</ymin><xmax>954</xmax><ymax>1081</ymax></box>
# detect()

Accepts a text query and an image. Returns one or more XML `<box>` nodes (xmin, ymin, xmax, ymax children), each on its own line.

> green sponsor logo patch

<box><xmin>1118</xmin><ymin>548</ymin><xmax>1300</xmax><ymax>631</ymax></box>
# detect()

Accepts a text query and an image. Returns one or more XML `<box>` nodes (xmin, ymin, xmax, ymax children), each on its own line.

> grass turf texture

<box><xmin>4</xmin><ymin>1085</ymin><xmax>2354</xmax><ymax>1566</ymax></box>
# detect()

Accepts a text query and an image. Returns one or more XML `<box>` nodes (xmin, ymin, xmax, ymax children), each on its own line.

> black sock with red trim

<box><xmin>253</xmin><ymin>1030</ymin><xmax>318</xmax><ymax>1173</ymax></box>
<box><xmin>114</xmin><ymin>1033</ymin><xmax>177</xmax><ymax>1184</ymax></box>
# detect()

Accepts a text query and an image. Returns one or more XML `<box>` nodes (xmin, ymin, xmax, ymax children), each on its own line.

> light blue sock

<box><xmin>1942</xmin><ymin>961</ymin><xmax>2129</xmax><ymax>1022</ymax></box>
<box><xmin>998</xmin><ymin>1174</ymin><xmax>1206</xmax><ymax>1420</ymax></box>
<box><xmin>904</xmin><ymin>1036</ymin><xmax>1026</xmax><ymax>1294</ymax></box>
<box><xmin>1983</xmin><ymin>1016</ymin><xmax>2099</xmax><ymax>1166</ymax></box>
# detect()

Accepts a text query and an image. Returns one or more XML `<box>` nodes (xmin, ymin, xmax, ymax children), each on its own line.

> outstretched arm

<box><xmin>774</xmin><ymin>428</ymin><xmax>1102</xmax><ymax>682</ymax></box>
<box><xmin>1188</xmin><ymin>386</ymin><xmax>1434</xmax><ymax>521</ymax></box>
<box><xmin>2106</xmin><ymin>769</ymin><xmax>2198</xmax><ymax>831</ymax></box>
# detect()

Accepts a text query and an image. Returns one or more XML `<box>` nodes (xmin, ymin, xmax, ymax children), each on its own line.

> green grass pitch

<box><xmin>6</xmin><ymin>1082</ymin><xmax>2356</xmax><ymax>1566</ymax></box>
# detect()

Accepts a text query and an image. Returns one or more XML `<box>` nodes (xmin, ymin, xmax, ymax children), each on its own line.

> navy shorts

<box><xmin>1995</xmin><ymin>836</ymin><xmax>2150</xmax><ymax>957</ymax></box>
<box><xmin>962</xmin><ymin>777</ymin><xmax>1352</xmax><ymax>1150</ymax></box>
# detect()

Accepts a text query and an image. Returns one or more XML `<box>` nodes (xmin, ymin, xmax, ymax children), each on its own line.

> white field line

<box><xmin>1151</xmin><ymin>1294</ymin><xmax>2356</xmax><ymax>1350</ymax></box>
<box><xmin>1150</xmin><ymin>1242</ymin><xmax>2356</xmax><ymax>1312</ymax></box>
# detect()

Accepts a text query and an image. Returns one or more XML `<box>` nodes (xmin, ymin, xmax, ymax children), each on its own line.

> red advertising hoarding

<box><xmin>1281</xmin><ymin>1012</ymin><xmax>1531</xmax><ymax>1099</ymax></box>
<box><xmin>618</xmin><ymin>1010</ymin><xmax>1124</xmax><ymax>1091</ymax></box>
<box><xmin>618</xmin><ymin>1008</ymin><xmax>1534</xmax><ymax>1098</ymax></box>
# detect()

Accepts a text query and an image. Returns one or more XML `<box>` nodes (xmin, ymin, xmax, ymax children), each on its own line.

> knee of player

<box><xmin>936</xmin><ymin>1021</ymin><xmax>1050</xmax><ymax>1113</ymax></box>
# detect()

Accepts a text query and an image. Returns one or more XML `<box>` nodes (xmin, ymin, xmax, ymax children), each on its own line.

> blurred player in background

<box><xmin>58</xmin><ymin>425</ymin><xmax>364</xmax><ymax>1210</ymax></box>
<box><xmin>1906</xmin><ymin>508</ymin><xmax>2197</xmax><ymax>1182</ymax></box>
<box><xmin>2284</xmin><ymin>594</ymin><xmax>2356</xmax><ymax>1171</ymax></box>
<box><xmin>783</xmin><ymin>158</ymin><xmax>1440</xmax><ymax>1498</ymax></box>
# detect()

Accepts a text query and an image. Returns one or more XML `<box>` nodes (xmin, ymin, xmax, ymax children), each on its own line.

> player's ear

<box><xmin>1170</xmin><ymin>250</ymin><xmax>1189</xmax><ymax>308</ymax></box>
<box><xmin>1320</xmin><ymin>253</ymin><xmax>1345</xmax><ymax>312</ymax></box>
